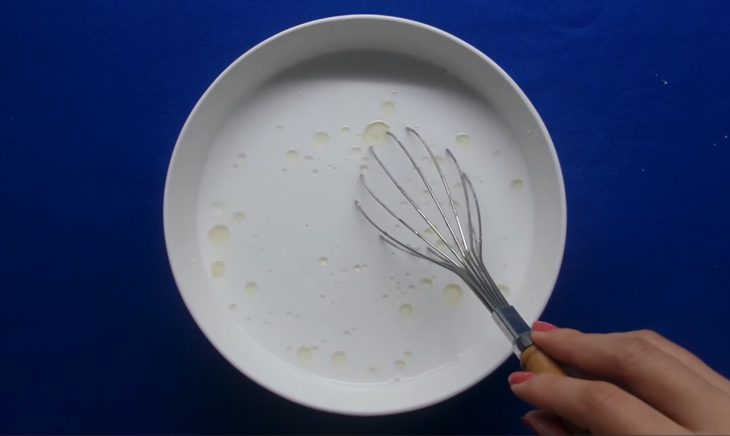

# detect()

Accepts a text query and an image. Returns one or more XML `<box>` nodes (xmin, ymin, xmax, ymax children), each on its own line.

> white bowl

<box><xmin>164</xmin><ymin>15</ymin><xmax>566</xmax><ymax>415</ymax></box>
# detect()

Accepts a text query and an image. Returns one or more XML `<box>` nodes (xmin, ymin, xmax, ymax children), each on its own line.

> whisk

<box><xmin>355</xmin><ymin>127</ymin><xmax>565</xmax><ymax>375</ymax></box>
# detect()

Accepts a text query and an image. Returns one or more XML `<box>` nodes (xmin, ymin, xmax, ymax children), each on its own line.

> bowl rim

<box><xmin>163</xmin><ymin>14</ymin><xmax>567</xmax><ymax>415</ymax></box>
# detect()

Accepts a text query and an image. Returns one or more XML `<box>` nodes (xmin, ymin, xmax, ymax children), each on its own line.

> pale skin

<box><xmin>509</xmin><ymin>321</ymin><xmax>730</xmax><ymax>435</ymax></box>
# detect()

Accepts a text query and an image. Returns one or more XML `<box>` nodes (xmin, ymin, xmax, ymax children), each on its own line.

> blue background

<box><xmin>2</xmin><ymin>1</ymin><xmax>729</xmax><ymax>433</ymax></box>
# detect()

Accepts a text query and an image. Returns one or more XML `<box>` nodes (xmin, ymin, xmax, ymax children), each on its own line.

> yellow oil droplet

<box><xmin>510</xmin><ymin>179</ymin><xmax>524</xmax><ymax>192</ymax></box>
<box><xmin>351</xmin><ymin>146</ymin><xmax>362</xmax><ymax>158</ymax></box>
<box><xmin>443</xmin><ymin>283</ymin><xmax>463</xmax><ymax>304</ymax></box>
<box><xmin>207</xmin><ymin>225</ymin><xmax>230</xmax><ymax>244</ymax></box>
<box><xmin>455</xmin><ymin>133</ymin><xmax>471</xmax><ymax>146</ymax></box>
<box><xmin>363</xmin><ymin>120</ymin><xmax>390</xmax><ymax>146</ymax></box>
<box><xmin>245</xmin><ymin>282</ymin><xmax>259</xmax><ymax>295</ymax></box>
<box><xmin>420</xmin><ymin>277</ymin><xmax>433</xmax><ymax>287</ymax></box>
<box><xmin>286</xmin><ymin>149</ymin><xmax>300</xmax><ymax>161</ymax></box>
<box><xmin>312</xmin><ymin>131</ymin><xmax>330</xmax><ymax>150</ymax></box>
<box><xmin>233</xmin><ymin>212</ymin><xmax>246</xmax><ymax>222</ymax></box>
<box><xmin>318</xmin><ymin>257</ymin><xmax>328</xmax><ymax>267</ymax></box>
<box><xmin>498</xmin><ymin>284</ymin><xmax>510</xmax><ymax>296</ymax></box>
<box><xmin>394</xmin><ymin>360</ymin><xmax>407</xmax><ymax>371</ymax></box>
<box><xmin>311</xmin><ymin>168</ymin><xmax>319</xmax><ymax>175</ymax></box>
<box><xmin>399</xmin><ymin>303</ymin><xmax>413</xmax><ymax>319</ymax></box>
<box><xmin>210</xmin><ymin>261</ymin><xmax>225</xmax><ymax>278</ymax></box>
<box><xmin>381</xmin><ymin>100</ymin><xmax>395</xmax><ymax>113</ymax></box>
<box><xmin>341</xmin><ymin>125</ymin><xmax>350</xmax><ymax>132</ymax></box>
<box><xmin>331</xmin><ymin>351</ymin><xmax>347</xmax><ymax>367</ymax></box>
<box><xmin>404</xmin><ymin>351</ymin><xmax>413</xmax><ymax>359</ymax></box>
<box><xmin>233</xmin><ymin>152</ymin><xmax>247</xmax><ymax>167</ymax></box>
<box><xmin>211</xmin><ymin>202</ymin><xmax>225</xmax><ymax>217</ymax></box>
<box><xmin>296</xmin><ymin>346</ymin><xmax>313</xmax><ymax>362</ymax></box>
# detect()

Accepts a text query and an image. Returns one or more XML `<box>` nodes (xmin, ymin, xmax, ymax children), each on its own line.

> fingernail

<box><xmin>521</xmin><ymin>415</ymin><xmax>538</xmax><ymax>434</ymax></box>
<box><xmin>532</xmin><ymin>320</ymin><xmax>558</xmax><ymax>332</ymax></box>
<box><xmin>508</xmin><ymin>371</ymin><xmax>534</xmax><ymax>385</ymax></box>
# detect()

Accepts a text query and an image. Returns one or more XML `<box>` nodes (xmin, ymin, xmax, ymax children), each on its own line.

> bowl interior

<box><xmin>164</xmin><ymin>15</ymin><xmax>565</xmax><ymax>415</ymax></box>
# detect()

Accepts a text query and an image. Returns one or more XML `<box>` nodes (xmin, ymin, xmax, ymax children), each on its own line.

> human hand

<box><xmin>509</xmin><ymin>322</ymin><xmax>730</xmax><ymax>435</ymax></box>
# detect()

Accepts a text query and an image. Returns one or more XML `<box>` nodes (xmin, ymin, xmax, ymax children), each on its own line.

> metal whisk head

<box><xmin>355</xmin><ymin>127</ymin><xmax>533</xmax><ymax>355</ymax></box>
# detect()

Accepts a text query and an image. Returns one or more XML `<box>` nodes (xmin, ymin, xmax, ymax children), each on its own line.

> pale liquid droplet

<box><xmin>368</xmin><ymin>366</ymin><xmax>379</xmax><ymax>374</ymax></box>
<box><xmin>399</xmin><ymin>304</ymin><xmax>413</xmax><ymax>319</ymax></box>
<box><xmin>420</xmin><ymin>277</ymin><xmax>433</xmax><ymax>287</ymax></box>
<box><xmin>510</xmin><ymin>179</ymin><xmax>524</xmax><ymax>192</ymax></box>
<box><xmin>296</xmin><ymin>346</ymin><xmax>313</xmax><ymax>362</ymax></box>
<box><xmin>351</xmin><ymin>146</ymin><xmax>362</xmax><ymax>158</ymax></box>
<box><xmin>233</xmin><ymin>212</ymin><xmax>246</xmax><ymax>222</ymax></box>
<box><xmin>341</xmin><ymin>125</ymin><xmax>351</xmax><ymax>132</ymax></box>
<box><xmin>455</xmin><ymin>133</ymin><xmax>471</xmax><ymax>146</ymax></box>
<box><xmin>228</xmin><ymin>303</ymin><xmax>237</xmax><ymax>310</ymax></box>
<box><xmin>303</xmin><ymin>155</ymin><xmax>314</xmax><ymax>161</ymax></box>
<box><xmin>211</xmin><ymin>202</ymin><xmax>225</xmax><ymax>217</ymax></box>
<box><xmin>286</xmin><ymin>149</ymin><xmax>300</xmax><ymax>161</ymax></box>
<box><xmin>210</xmin><ymin>261</ymin><xmax>225</xmax><ymax>278</ymax></box>
<box><xmin>498</xmin><ymin>284</ymin><xmax>510</xmax><ymax>296</ymax></box>
<box><xmin>311</xmin><ymin>168</ymin><xmax>319</xmax><ymax>175</ymax></box>
<box><xmin>245</xmin><ymin>282</ymin><xmax>259</xmax><ymax>295</ymax></box>
<box><xmin>353</xmin><ymin>264</ymin><xmax>361</xmax><ymax>272</ymax></box>
<box><xmin>381</xmin><ymin>100</ymin><xmax>395</xmax><ymax>113</ymax></box>
<box><xmin>319</xmin><ymin>257</ymin><xmax>328</xmax><ymax>267</ymax></box>
<box><xmin>363</xmin><ymin>120</ymin><xmax>390</xmax><ymax>146</ymax></box>
<box><xmin>312</xmin><ymin>132</ymin><xmax>330</xmax><ymax>150</ymax></box>
<box><xmin>233</xmin><ymin>152</ymin><xmax>247</xmax><ymax>167</ymax></box>
<box><xmin>207</xmin><ymin>225</ymin><xmax>230</xmax><ymax>244</ymax></box>
<box><xmin>331</xmin><ymin>351</ymin><xmax>347</xmax><ymax>367</ymax></box>
<box><xmin>443</xmin><ymin>283</ymin><xmax>463</xmax><ymax>304</ymax></box>
<box><xmin>404</xmin><ymin>351</ymin><xmax>413</xmax><ymax>359</ymax></box>
<box><xmin>394</xmin><ymin>360</ymin><xmax>407</xmax><ymax>371</ymax></box>
<box><xmin>359</xmin><ymin>164</ymin><xmax>369</xmax><ymax>172</ymax></box>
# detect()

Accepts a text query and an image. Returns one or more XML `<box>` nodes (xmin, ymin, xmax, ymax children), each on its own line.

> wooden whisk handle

<box><xmin>520</xmin><ymin>345</ymin><xmax>565</xmax><ymax>375</ymax></box>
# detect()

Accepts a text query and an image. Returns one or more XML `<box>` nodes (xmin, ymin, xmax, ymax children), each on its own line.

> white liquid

<box><xmin>210</xmin><ymin>261</ymin><xmax>225</xmax><ymax>278</ymax></box>
<box><xmin>296</xmin><ymin>346</ymin><xmax>313</xmax><ymax>362</ymax></box>
<box><xmin>455</xmin><ymin>133</ymin><xmax>471</xmax><ymax>146</ymax></box>
<box><xmin>207</xmin><ymin>225</ymin><xmax>230</xmax><ymax>244</ymax></box>
<box><xmin>381</xmin><ymin>100</ymin><xmax>395</xmax><ymax>113</ymax></box>
<box><xmin>331</xmin><ymin>351</ymin><xmax>347</xmax><ymax>367</ymax></box>
<box><xmin>362</xmin><ymin>120</ymin><xmax>390</xmax><ymax>146</ymax></box>
<box><xmin>245</xmin><ymin>282</ymin><xmax>259</xmax><ymax>295</ymax></box>
<box><xmin>399</xmin><ymin>303</ymin><xmax>413</xmax><ymax>319</ymax></box>
<box><xmin>443</xmin><ymin>283</ymin><xmax>463</xmax><ymax>304</ymax></box>
<box><xmin>312</xmin><ymin>131</ymin><xmax>330</xmax><ymax>151</ymax></box>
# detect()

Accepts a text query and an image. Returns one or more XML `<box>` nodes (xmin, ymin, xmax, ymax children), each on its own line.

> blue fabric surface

<box><xmin>1</xmin><ymin>0</ymin><xmax>729</xmax><ymax>433</ymax></box>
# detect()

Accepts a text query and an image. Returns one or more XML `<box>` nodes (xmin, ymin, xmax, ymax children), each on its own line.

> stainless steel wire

<box><xmin>355</xmin><ymin>127</ymin><xmax>509</xmax><ymax>313</ymax></box>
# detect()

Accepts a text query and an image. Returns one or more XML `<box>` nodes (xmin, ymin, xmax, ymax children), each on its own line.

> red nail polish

<box><xmin>508</xmin><ymin>371</ymin><xmax>534</xmax><ymax>385</ymax></box>
<box><xmin>532</xmin><ymin>320</ymin><xmax>558</xmax><ymax>332</ymax></box>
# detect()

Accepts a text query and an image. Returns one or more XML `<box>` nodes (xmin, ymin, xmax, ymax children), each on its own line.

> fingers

<box><xmin>510</xmin><ymin>372</ymin><xmax>687</xmax><ymax>435</ymax></box>
<box><xmin>621</xmin><ymin>330</ymin><xmax>730</xmax><ymax>396</ymax></box>
<box><xmin>522</xmin><ymin>410</ymin><xmax>567</xmax><ymax>436</ymax></box>
<box><xmin>532</xmin><ymin>327</ymin><xmax>730</xmax><ymax>430</ymax></box>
